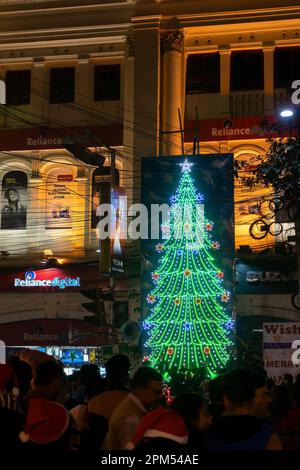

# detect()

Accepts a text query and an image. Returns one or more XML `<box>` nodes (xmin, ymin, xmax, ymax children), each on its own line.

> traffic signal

<box><xmin>81</xmin><ymin>288</ymin><xmax>105</xmax><ymax>325</ymax></box>
<box><xmin>64</xmin><ymin>141</ymin><xmax>106</xmax><ymax>167</ymax></box>
<box><xmin>81</xmin><ymin>288</ymin><xmax>114</xmax><ymax>325</ymax></box>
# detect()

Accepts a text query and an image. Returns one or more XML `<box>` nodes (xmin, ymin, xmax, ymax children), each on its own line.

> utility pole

<box><xmin>109</xmin><ymin>148</ymin><xmax>116</xmax><ymax>345</ymax></box>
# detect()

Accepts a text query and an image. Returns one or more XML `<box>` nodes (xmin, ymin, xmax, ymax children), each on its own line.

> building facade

<box><xmin>0</xmin><ymin>0</ymin><xmax>299</xmax><ymax>359</ymax></box>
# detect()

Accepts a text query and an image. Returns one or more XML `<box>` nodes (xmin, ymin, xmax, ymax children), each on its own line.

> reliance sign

<box><xmin>14</xmin><ymin>271</ymin><xmax>80</xmax><ymax>289</ymax></box>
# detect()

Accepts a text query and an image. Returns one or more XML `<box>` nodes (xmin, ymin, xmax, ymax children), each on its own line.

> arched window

<box><xmin>1</xmin><ymin>171</ymin><xmax>27</xmax><ymax>230</ymax></box>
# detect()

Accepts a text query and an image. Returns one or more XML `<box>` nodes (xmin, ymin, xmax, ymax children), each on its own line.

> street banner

<box><xmin>263</xmin><ymin>322</ymin><xmax>300</xmax><ymax>383</ymax></box>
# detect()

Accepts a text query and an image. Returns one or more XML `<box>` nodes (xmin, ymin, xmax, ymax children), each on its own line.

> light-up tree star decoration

<box><xmin>143</xmin><ymin>159</ymin><xmax>234</xmax><ymax>379</ymax></box>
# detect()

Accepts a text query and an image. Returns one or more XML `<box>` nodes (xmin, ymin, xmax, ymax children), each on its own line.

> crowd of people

<box><xmin>1</xmin><ymin>352</ymin><xmax>300</xmax><ymax>456</ymax></box>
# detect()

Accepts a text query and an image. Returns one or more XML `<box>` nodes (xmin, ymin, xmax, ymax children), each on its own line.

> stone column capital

<box><xmin>262</xmin><ymin>41</ymin><xmax>275</xmax><ymax>52</ymax></box>
<box><xmin>218</xmin><ymin>45</ymin><xmax>232</xmax><ymax>55</ymax></box>
<box><xmin>162</xmin><ymin>30</ymin><xmax>184</xmax><ymax>53</ymax></box>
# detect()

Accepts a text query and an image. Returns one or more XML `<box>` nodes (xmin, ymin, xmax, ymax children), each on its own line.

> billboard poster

<box><xmin>110</xmin><ymin>185</ymin><xmax>126</xmax><ymax>274</ymax></box>
<box><xmin>91</xmin><ymin>171</ymin><xmax>110</xmax><ymax>230</ymax></box>
<box><xmin>263</xmin><ymin>322</ymin><xmax>300</xmax><ymax>383</ymax></box>
<box><xmin>141</xmin><ymin>155</ymin><xmax>234</xmax><ymax>377</ymax></box>
<box><xmin>1</xmin><ymin>171</ymin><xmax>27</xmax><ymax>230</ymax></box>
<box><xmin>91</xmin><ymin>167</ymin><xmax>119</xmax><ymax>230</ymax></box>
<box><xmin>45</xmin><ymin>172</ymin><xmax>73</xmax><ymax>229</ymax></box>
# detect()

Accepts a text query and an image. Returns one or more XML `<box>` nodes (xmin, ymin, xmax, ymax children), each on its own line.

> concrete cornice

<box><xmin>131</xmin><ymin>15</ymin><xmax>161</xmax><ymax>29</ymax></box>
<box><xmin>177</xmin><ymin>6</ymin><xmax>300</xmax><ymax>29</ymax></box>
<box><xmin>0</xmin><ymin>1</ymin><xmax>133</xmax><ymax>17</ymax></box>
<box><xmin>0</xmin><ymin>25</ymin><xmax>132</xmax><ymax>49</ymax></box>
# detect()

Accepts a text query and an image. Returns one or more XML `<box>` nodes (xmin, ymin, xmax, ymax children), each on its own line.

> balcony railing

<box><xmin>230</xmin><ymin>91</ymin><xmax>264</xmax><ymax>117</ymax></box>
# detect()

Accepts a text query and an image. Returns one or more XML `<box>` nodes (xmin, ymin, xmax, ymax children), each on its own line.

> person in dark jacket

<box><xmin>205</xmin><ymin>369</ymin><xmax>282</xmax><ymax>450</ymax></box>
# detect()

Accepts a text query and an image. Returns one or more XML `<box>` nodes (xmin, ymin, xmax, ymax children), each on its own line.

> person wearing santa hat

<box><xmin>19</xmin><ymin>398</ymin><xmax>70</xmax><ymax>450</ymax></box>
<box><xmin>127</xmin><ymin>406</ymin><xmax>189</xmax><ymax>450</ymax></box>
<box><xmin>19</xmin><ymin>360</ymin><xmax>71</xmax><ymax>450</ymax></box>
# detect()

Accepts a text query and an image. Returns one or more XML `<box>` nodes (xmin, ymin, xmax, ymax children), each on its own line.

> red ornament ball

<box><xmin>195</xmin><ymin>297</ymin><xmax>202</xmax><ymax>305</ymax></box>
<box><xmin>217</xmin><ymin>271</ymin><xmax>224</xmax><ymax>279</ymax></box>
<box><xmin>147</xmin><ymin>294</ymin><xmax>156</xmax><ymax>304</ymax></box>
<box><xmin>221</xmin><ymin>293</ymin><xmax>230</xmax><ymax>303</ymax></box>
<box><xmin>152</xmin><ymin>272</ymin><xmax>160</xmax><ymax>281</ymax></box>
<box><xmin>211</xmin><ymin>242</ymin><xmax>220</xmax><ymax>250</ymax></box>
<box><xmin>205</xmin><ymin>223</ymin><xmax>213</xmax><ymax>231</ymax></box>
<box><xmin>167</xmin><ymin>347</ymin><xmax>174</xmax><ymax>356</ymax></box>
<box><xmin>184</xmin><ymin>269</ymin><xmax>191</xmax><ymax>277</ymax></box>
<box><xmin>174</xmin><ymin>298</ymin><xmax>181</xmax><ymax>305</ymax></box>
<box><xmin>203</xmin><ymin>346</ymin><xmax>211</xmax><ymax>355</ymax></box>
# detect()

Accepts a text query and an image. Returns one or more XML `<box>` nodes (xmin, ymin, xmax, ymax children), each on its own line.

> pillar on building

<box><xmin>27</xmin><ymin>153</ymin><xmax>43</xmax><ymax>251</ymax></box>
<box><xmin>76</xmin><ymin>54</ymin><xmax>93</xmax><ymax>112</ymax></box>
<box><xmin>161</xmin><ymin>30</ymin><xmax>185</xmax><ymax>156</ymax></box>
<box><xmin>123</xmin><ymin>34</ymin><xmax>135</xmax><ymax>210</ymax></box>
<box><xmin>219</xmin><ymin>46</ymin><xmax>231</xmax><ymax>117</ymax></box>
<box><xmin>132</xmin><ymin>17</ymin><xmax>161</xmax><ymax>159</ymax></box>
<box><xmin>263</xmin><ymin>42</ymin><xmax>275</xmax><ymax>116</ymax></box>
<box><xmin>31</xmin><ymin>58</ymin><xmax>49</xmax><ymax>121</ymax></box>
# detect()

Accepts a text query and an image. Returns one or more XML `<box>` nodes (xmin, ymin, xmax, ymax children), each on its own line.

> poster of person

<box><xmin>45</xmin><ymin>172</ymin><xmax>74</xmax><ymax>229</ymax></box>
<box><xmin>1</xmin><ymin>171</ymin><xmax>27</xmax><ymax>230</ymax></box>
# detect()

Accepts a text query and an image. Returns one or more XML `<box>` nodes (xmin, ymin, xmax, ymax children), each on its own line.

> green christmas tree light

<box><xmin>143</xmin><ymin>159</ymin><xmax>234</xmax><ymax>379</ymax></box>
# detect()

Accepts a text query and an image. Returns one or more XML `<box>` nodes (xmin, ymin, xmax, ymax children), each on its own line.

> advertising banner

<box><xmin>1</xmin><ymin>171</ymin><xmax>27</xmax><ymax>230</ymax></box>
<box><xmin>46</xmin><ymin>171</ymin><xmax>74</xmax><ymax>229</ymax></box>
<box><xmin>110</xmin><ymin>185</ymin><xmax>126</xmax><ymax>274</ymax></box>
<box><xmin>263</xmin><ymin>322</ymin><xmax>300</xmax><ymax>383</ymax></box>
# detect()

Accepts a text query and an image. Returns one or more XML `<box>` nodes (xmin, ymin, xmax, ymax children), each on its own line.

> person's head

<box><xmin>283</xmin><ymin>373</ymin><xmax>294</xmax><ymax>387</ymax></box>
<box><xmin>271</xmin><ymin>384</ymin><xmax>293</xmax><ymax>421</ymax></box>
<box><xmin>105</xmin><ymin>354</ymin><xmax>130</xmax><ymax>389</ymax></box>
<box><xmin>131</xmin><ymin>407</ymin><xmax>188</xmax><ymax>449</ymax></box>
<box><xmin>78</xmin><ymin>364</ymin><xmax>99</xmax><ymax>386</ymax></box>
<box><xmin>266</xmin><ymin>378</ymin><xmax>275</xmax><ymax>394</ymax></box>
<box><xmin>251</xmin><ymin>369</ymin><xmax>271</xmax><ymax>417</ymax></box>
<box><xmin>171</xmin><ymin>392</ymin><xmax>212</xmax><ymax>432</ymax></box>
<box><xmin>292</xmin><ymin>382</ymin><xmax>300</xmax><ymax>407</ymax></box>
<box><xmin>5</xmin><ymin>188</ymin><xmax>19</xmax><ymax>203</ymax></box>
<box><xmin>208</xmin><ymin>376</ymin><xmax>224</xmax><ymax>404</ymax></box>
<box><xmin>9</xmin><ymin>357</ymin><xmax>32</xmax><ymax>396</ymax></box>
<box><xmin>19</xmin><ymin>398</ymin><xmax>70</xmax><ymax>448</ymax></box>
<box><xmin>85</xmin><ymin>374</ymin><xmax>107</xmax><ymax>401</ymax></box>
<box><xmin>130</xmin><ymin>367</ymin><xmax>163</xmax><ymax>409</ymax></box>
<box><xmin>32</xmin><ymin>361</ymin><xmax>64</xmax><ymax>401</ymax></box>
<box><xmin>221</xmin><ymin>369</ymin><xmax>256</xmax><ymax>413</ymax></box>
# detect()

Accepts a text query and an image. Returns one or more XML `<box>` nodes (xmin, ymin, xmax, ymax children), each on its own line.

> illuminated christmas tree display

<box><xmin>143</xmin><ymin>159</ymin><xmax>234</xmax><ymax>379</ymax></box>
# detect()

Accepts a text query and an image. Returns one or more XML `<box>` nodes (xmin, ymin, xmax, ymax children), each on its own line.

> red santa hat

<box><xmin>128</xmin><ymin>406</ymin><xmax>188</xmax><ymax>449</ymax></box>
<box><xmin>19</xmin><ymin>398</ymin><xmax>69</xmax><ymax>444</ymax></box>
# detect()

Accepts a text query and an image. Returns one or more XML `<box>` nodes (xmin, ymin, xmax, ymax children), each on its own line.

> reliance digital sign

<box><xmin>13</xmin><ymin>270</ymin><xmax>80</xmax><ymax>290</ymax></box>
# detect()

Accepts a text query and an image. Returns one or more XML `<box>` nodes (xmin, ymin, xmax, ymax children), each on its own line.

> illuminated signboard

<box><xmin>14</xmin><ymin>271</ymin><xmax>80</xmax><ymax>289</ymax></box>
